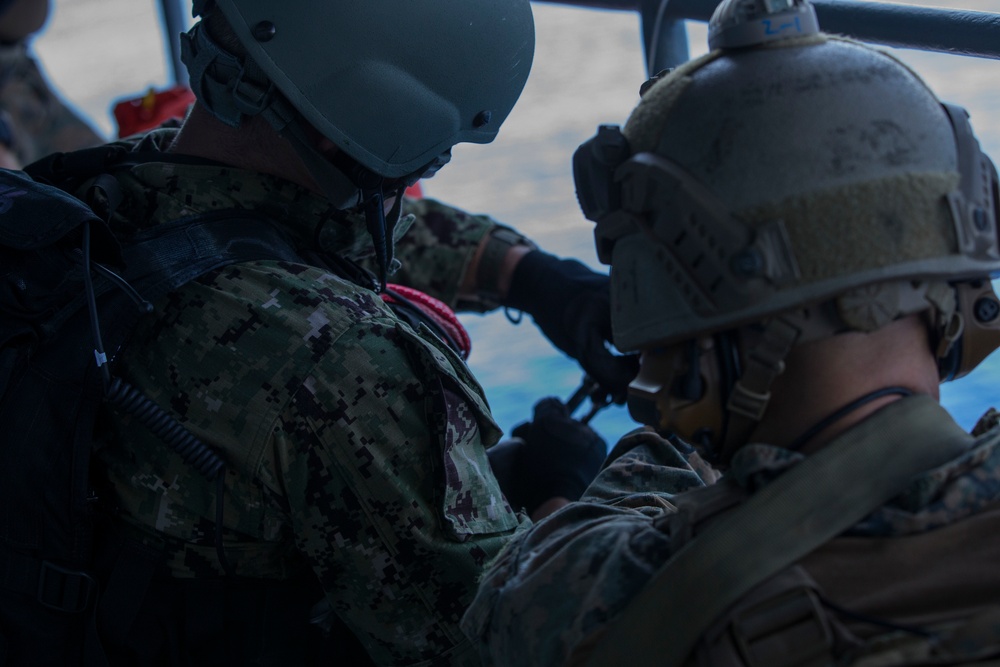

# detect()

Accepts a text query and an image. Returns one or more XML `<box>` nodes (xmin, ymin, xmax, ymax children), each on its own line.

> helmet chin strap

<box><xmin>288</xmin><ymin>135</ymin><xmax>403</xmax><ymax>291</ymax></box>
<box><xmin>718</xmin><ymin>317</ymin><xmax>800</xmax><ymax>462</ymax></box>
<box><xmin>717</xmin><ymin>316</ymin><xmax>913</xmax><ymax>457</ymax></box>
<box><xmin>358</xmin><ymin>173</ymin><xmax>402</xmax><ymax>291</ymax></box>
<box><xmin>275</xmin><ymin>116</ymin><xmax>366</xmax><ymax>210</ymax></box>
<box><xmin>182</xmin><ymin>19</ymin><xmax>400</xmax><ymax>289</ymax></box>
<box><xmin>260</xmin><ymin>101</ymin><xmax>401</xmax><ymax>291</ymax></box>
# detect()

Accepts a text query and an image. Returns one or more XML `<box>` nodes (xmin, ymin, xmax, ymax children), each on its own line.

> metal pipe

<box><xmin>811</xmin><ymin>1</ymin><xmax>1000</xmax><ymax>59</ymax></box>
<box><xmin>640</xmin><ymin>0</ymin><xmax>690</xmax><ymax>74</ymax></box>
<box><xmin>536</xmin><ymin>0</ymin><xmax>1000</xmax><ymax>60</ymax></box>
<box><xmin>538</xmin><ymin>0</ymin><xmax>638</xmax><ymax>7</ymax></box>
<box><xmin>158</xmin><ymin>0</ymin><xmax>189</xmax><ymax>86</ymax></box>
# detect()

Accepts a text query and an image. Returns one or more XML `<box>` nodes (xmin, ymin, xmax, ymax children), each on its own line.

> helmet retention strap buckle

<box><xmin>231</xmin><ymin>59</ymin><xmax>276</xmax><ymax>118</ymax></box>
<box><xmin>723</xmin><ymin>318</ymin><xmax>799</xmax><ymax>454</ymax></box>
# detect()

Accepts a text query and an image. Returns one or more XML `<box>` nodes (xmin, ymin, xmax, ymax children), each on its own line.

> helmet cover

<box><xmin>573</xmin><ymin>0</ymin><xmax>1000</xmax><ymax>452</ymax></box>
<box><xmin>581</xmin><ymin>35</ymin><xmax>999</xmax><ymax>352</ymax></box>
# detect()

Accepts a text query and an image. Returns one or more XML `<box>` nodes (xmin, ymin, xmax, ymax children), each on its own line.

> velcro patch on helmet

<box><xmin>740</xmin><ymin>171</ymin><xmax>960</xmax><ymax>286</ymax></box>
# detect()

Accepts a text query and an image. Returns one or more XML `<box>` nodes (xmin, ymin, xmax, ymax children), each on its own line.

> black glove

<box><xmin>489</xmin><ymin>397</ymin><xmax>607</xmax><ymax>515</ymax></box>
<box><xmin>503</xmin><ymin>250</ymin><xmax>639</xmax><ymax>404</ymax></box>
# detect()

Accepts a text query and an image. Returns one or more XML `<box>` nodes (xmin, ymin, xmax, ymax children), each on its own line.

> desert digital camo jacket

<box><xmin>464</xmin><ymin>405</ymin><xmax>1000</xmax><ymax>666</ymax></box>
<box><xmin>90</xmin><ymin>130</ymin><xmax>529</xmax><ymax>666</ymax></box>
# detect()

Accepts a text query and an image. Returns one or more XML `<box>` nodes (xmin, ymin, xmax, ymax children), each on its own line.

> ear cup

<box><xmin>944</xmin><ymin>280</ymin><xmax>1000</xmax><ymax>380</ymax></box>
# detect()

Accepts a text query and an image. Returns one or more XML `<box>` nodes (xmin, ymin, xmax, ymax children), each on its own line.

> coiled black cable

<box><xmin>82</xmin><ymin>222</ymin><xmax>226</xmax><ymax>481</ymax></box>
<box><xmin>82</xmin><ymin>220</ymin><xmax>234</xmax><ymax>576</ymax></box>
<box><xmin>104</xmin><ymin>377</ymin><xmax>225</xmax><ymax>481</ymax></box>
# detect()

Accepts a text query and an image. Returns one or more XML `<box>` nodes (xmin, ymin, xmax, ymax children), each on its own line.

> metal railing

<box><xmin>159</xmin><ymin>0</ymin><xmax>189</xmax><ymax>86</ymax></box>
<box><xmin>159</xmin><ymin>0</ymin><xmax>1000</xmax><ymax>85</ymax></box>
<box><xmin>539</xmin><ymin>0</ymin><xmax>1000</xmax><ymax>74</ymax></box>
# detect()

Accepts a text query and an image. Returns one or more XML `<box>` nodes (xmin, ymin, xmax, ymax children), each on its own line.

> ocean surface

<box><xmin>35</xmin><ymin>0</ymin><xmax>1000</xmax><ymax>444</ymax></box>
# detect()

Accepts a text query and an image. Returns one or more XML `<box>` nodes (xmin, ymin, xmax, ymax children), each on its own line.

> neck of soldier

<box><xmin>746</xmin><ymin>314</ymin><xmax>941</xmax><ymax>455</ymax></box>
<box><xmin>167</xmin><ymin>103</ymin><xmax>322</xmax><ymax>193</ymax></box>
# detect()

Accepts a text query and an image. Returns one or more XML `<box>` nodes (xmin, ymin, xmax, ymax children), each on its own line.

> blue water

<box><xmin>459</xmin><ymin>311</ymin><xmax>639</xmax><ymax>445</ymax></box>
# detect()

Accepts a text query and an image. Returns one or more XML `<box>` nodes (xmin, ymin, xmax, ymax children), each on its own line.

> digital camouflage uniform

<box><xmin>464</xmin><ymin>406</ymin><xmax>1000</xmax><ymax>666</ymax></box>
<box><xmin>0</xmin><ymin>42</ymin><xmax>103</xmax><ymax>164</ymax></box>
<box><xmin>90</xmin><ymin>129</ymin><xmax>528</xmax><ymax>666</ymax></box>
<box><xmin>392</xmin><ymin>196</ymin><xmax>504</xmax><ymax>314</ymax></box>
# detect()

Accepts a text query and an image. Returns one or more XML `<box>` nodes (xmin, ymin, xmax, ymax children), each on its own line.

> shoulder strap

<box><xmin>586</xmin><ymin>395</ymin><xmax>974</xmax><ymax>667</ymax></box>
<box><xmin>118</xmin><ymin>208</ymin><xmax>304</xmax><ymax>300</ymax></box>
<box><xmin>0</xmin><ymin>183</ymin><xmax>309</xmax><ymax>659</ymax></box>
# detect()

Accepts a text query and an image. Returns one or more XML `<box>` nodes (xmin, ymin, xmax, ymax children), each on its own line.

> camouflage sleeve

<box><xmin>461</xmin><ymin>431</ymin><xmax>707</xmax><ymax>667</ymax></box>
<box><xmin>259</xmin><ymin>296</ymin><xmax>529</xmax><ymax>665</ymax></box>
<box><xmin>383</xmin><ymin>197</ymin><xmax>498</xmax><ymax>311</ymax></box>
<box><xmin>103</xmin><ymin>259</ymin><xmax>529</xmax><ymax>666</ymax></box>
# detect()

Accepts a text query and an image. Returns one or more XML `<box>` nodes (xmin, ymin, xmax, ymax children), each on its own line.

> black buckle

<box><xmin>37</xmin><ymin>561</ymin><xmax>97</xmax><ymax>614</ymax></box>
<box><xmin>731</xmin><ymin>586</ymin><xmax>833</xmax><ymax>667</ymax></box>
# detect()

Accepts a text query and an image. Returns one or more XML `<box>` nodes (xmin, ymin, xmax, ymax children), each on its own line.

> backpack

<box><xmin>0</xmin><ymin>149</ymin><xmax>323</xmax><ymax>663</ymax></box>
<box><xmin>0</xmin><ymin>139</ymin><xmax>487</xmax><ymax>663</ymax></box>
<box><xmin>0</xmin><ymin>146</ymin><xmax>473</xmax><ymax>665</ymax></box>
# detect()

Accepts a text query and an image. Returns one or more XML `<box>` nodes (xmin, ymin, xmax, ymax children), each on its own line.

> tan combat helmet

<box><xmin>573</xmin><ymin>0</ymin><xmax>1000</xmax><ymax>462</ymax></box>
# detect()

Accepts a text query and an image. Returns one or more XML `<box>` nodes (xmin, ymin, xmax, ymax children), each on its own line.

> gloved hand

<box><xmin>488</xmin><ymin>397</ymin><xmax>607</xmax><ymax>515</ymax></box>
<box><xmin>502</xmin><ymin>250</ymin><xmax>639</xmax><ymax>404</ymax></box>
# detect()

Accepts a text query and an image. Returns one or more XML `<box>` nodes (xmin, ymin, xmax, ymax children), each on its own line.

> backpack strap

<box><xmin>90</xmin><ymin>207</ymin><xmax>307</xmax><ymax>630</ymax></box>
<box><xmin>693</xmin><ymin>565</ymin><xmax>863</xmax><ymax>667</ymax></box>
<box><xmin>585</xmin><ymin>395</ymin><xmax>974</xmax><ymax>667</ymax></box>
<box><xmin>850</xmin><ymin>604</ymin><xmax>1000</xmax><ymax>666</ymax></box>
<box><xmin>113</xmin><ymin>209</ymin><xmax>306</xmax><ymax>311</ymax></box>
<box><xmin>0</xmin><ymin>193</ymin><xmax>308</xmax><ymax>663</ymax></box>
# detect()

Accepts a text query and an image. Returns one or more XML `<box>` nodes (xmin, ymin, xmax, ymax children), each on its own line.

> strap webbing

<box><xmin>120</xmin><ymin>210</ymin><xmax>303</xmax><ymax>300</ymax></box>
<box><xmin>585</xmin><ymin>395</ymin><xmax>973</xmax><ymax>667</ymax></box>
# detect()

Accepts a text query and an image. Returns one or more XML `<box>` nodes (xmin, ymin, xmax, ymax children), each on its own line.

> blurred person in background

<box><xmin>0</xmin><ymin>0</ymin><xmax>101</xmax><ymax>167</ymax></box>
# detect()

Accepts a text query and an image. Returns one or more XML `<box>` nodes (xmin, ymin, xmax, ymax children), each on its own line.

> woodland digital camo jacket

<box><xmin>88</xmin><ymin>130</ymin><xmax>528</xmax><ymax>665</ymax></box>
<box><xmin>465</xmin><ymin>405</ymin><xmax>1000</xmax><ymax>666</ymax></box>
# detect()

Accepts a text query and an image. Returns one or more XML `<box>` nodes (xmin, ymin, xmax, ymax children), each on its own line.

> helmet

<box><xmin>184</xmin><ymin>0</ymin><xmax>534</xmax><ymax>180</ymax></box>
<box><xmin>181</xmin><ymin>0</ymin><xmax>534</xmax><ymax>288</ymax></box>
<box><xmin>573</xmin><ymin>0</ymin><xmax>1000</xmax><ymax>460</ymax></box>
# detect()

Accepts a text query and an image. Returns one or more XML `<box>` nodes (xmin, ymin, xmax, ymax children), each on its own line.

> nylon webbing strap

<box><xmin>585</xmin><ymin>395</ymin><xmax>973</xmax><ymax>667</ymax></box>
<box><xmin>726</xmin><ymin>318</ymin><xmax>799</xmax><ymax>422</ymax></box>
<box><xmin>720</xmin><ymin>318</ymin><xmax>800</xmax><ymax>461</ymax></box>
<box><xmin>121</xmin><ymin>211</ymin><xmax>303</xmax><ymax>302</ymax></box>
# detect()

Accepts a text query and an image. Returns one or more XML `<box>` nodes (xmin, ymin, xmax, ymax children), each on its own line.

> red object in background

<box><xmin>113</xmin><ymin>85</ymin><xmax>196</xmax><ymax>138</ymax></box>
<box><xmin>381</xmin><ymin>284</ymin><xmax>471</xmax><ymax>359</ymax></box>
<box><xmin>112</xmin><ymin>85</ymin><xmax>425</xmax><ymax>199</ymax></box>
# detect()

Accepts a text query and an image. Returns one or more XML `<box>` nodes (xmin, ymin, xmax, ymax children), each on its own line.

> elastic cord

<box><xmin>382</xmin><ymin>286</ymin><xmax>467</xmax><ymax>357</ymax></box>
<box><xmin>788</xmin><ymin>386</ymin><xmax>914</xmax><ymax>452</ymax></box>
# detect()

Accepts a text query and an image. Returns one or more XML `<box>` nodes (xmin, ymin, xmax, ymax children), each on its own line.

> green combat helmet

<box><xmin>180</xmin><ymin>0</ymin><xmax>535</xmax><ymax>285</ymax></box>
<box><xmin>573</xmin><ymin>0</ymin><xmax>1000</xmax><ymax>463</ymax></box>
